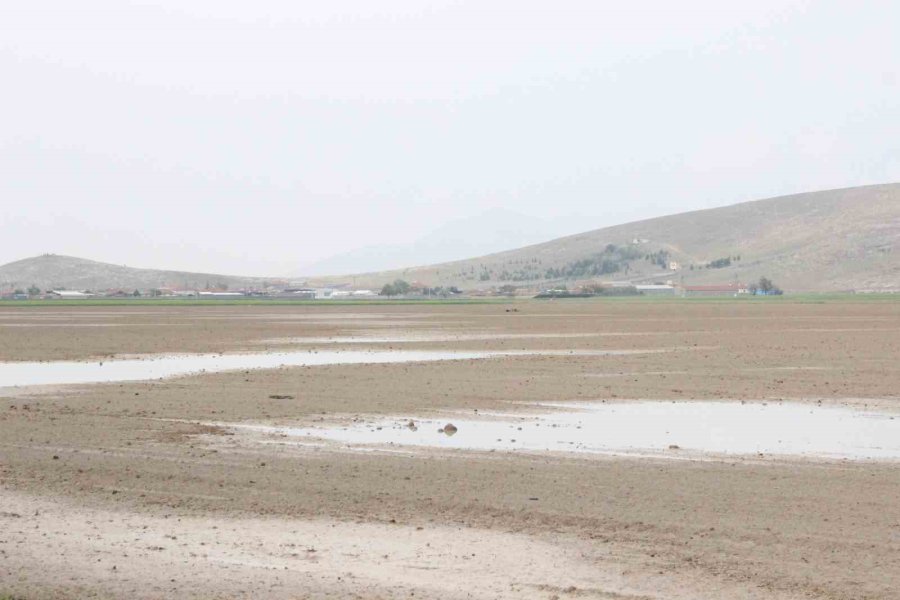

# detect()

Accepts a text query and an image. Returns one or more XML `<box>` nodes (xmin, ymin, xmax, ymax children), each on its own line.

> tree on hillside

<box><xmin>706</xmin><ymin>257</ymin><xmax>732</xmax><ymax>269</ymax></box>
<box><xmin>380</xmin><ymin>279</ymin><xmax>412</xmax><ymax>296</ymax></box>
<box><xmin>751</xmin><ymin>277</ymin><xmax>783</xmax><ymax>296</ymax></box>
<box><xmin>27</xmin><ymin>285</ymin><xmax>41</xmax><ymax>296</ymax></box>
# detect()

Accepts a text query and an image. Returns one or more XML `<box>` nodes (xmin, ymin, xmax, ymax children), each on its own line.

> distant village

<box><xmin>0</xmin><ymin>283</ymin><xmax>378</xmax><ymax>301</ymax></box>
<box><xmin>0</xmin><ymin>277</ymin><xmax>784</xmax><ymax>301</ymax></box>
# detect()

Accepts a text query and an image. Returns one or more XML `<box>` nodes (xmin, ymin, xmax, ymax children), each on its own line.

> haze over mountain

<box><xmin>295</xmin><ymin>209</ymin><xmax>592</xmax><ymax>276</ymax></box>
<box><xmin>5</xmin><ymin>2</ymin><xmax>900</xmax><ymax>277</ymax></box>
<box><xmin>3</xmin><ymin>184</ymin><xmax>899</xmax><ymax>294</ymax></box>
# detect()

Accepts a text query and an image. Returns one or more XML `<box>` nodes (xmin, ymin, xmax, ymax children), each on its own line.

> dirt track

<box><xmin>2</xmin><ymin>300</ymin><xmax>900</xmax><ymax>599</ymax></box>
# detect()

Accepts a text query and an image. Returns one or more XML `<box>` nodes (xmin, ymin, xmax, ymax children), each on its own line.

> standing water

<box><xmin>0</xmin><ymin>349</ymin><xmax>656</xmax><ymax>388</ymax></box>
<box><xmin>241</xmin><ymin>401</ymin><xmax>900</xmax><ymax>461</ymax></box>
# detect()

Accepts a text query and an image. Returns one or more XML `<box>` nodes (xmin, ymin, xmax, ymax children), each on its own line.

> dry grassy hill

<box><xmin>315</xmin><ymin>184</ymin><xmax>900</xmax><ymax>292</ymax></box>
<box><xmin>0</xmin><ymin>255</ymin><xmax>275</xmax><ymax>292</ymax></box>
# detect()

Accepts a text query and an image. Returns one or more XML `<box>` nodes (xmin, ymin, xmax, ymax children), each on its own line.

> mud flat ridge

<box><xmin>2</xmin><ymin>300</ymin><xmax>900</xmax><ymax>599</ymax></box>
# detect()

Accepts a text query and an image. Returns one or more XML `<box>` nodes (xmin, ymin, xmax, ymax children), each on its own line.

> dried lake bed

<box><xmin>2</xmin><ymin>301</ymin><xmax>900</xmax><ymax>599</ymax></box>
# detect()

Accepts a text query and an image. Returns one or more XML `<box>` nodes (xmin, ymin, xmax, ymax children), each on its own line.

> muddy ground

<box><xmin>2</xmin><ymin>300</ymin><xmax>900</xmax><ymax>599</ymax></box>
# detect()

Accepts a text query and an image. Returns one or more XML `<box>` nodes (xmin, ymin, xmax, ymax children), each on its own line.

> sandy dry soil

<box><xmin>2</xmin><ymin>300</ymin><xmax>900</xmax><ymax>599</ymax></box>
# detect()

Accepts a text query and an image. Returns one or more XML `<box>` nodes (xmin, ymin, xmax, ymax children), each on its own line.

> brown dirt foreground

<box><xmin>2</xmin><ymin>300</ymin><xmax>900</xmax><ymax>599</ymax></box>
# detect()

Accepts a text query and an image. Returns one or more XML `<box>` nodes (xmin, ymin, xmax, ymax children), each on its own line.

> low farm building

<box><xmin>47</xmin><ymin>290</ymin><xmax>94</xmax><ymax>299</ymax></box>
<box><xmin>197</xmin><ymin>291</ymin><xmax>247</xmax><ymax>299</ymax></box>
<box><xmin>635</xmin><ymin>284</ymin><xmax>676</xmax><ymax>296</ymax></box>
<box><xmin>682</xmin><ymin>283</ymin><xmax>748</xmax><ymax>297</ymax></box>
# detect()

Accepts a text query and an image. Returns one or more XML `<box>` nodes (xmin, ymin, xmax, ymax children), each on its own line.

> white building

<box><xmin>198</xmin><ymin>291</ymin><xmax>245</xmax><ymax>298</ymax></box>
<box><xmin>48</xmin><ymin>290</ymin><xmax>93</xmax><ymax>298</ymax></box>
<box><xmin>635</xmin><ymin>284</ymin><xmax>676</xmax><ymax>296</ymax></box>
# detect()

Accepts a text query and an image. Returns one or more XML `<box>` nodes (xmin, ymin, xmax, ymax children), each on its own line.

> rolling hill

<box><xmin>0</xmin><ymin>255</ymin><xmax>278</xmax><ymax>293</ymax></box>
<box><xmin>313</xmin><ymin>183</ymin><xmax>900</xmax><ymax>292</ymax></box>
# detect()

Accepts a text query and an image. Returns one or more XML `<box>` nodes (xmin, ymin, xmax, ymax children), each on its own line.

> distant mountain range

<box><xmin>3</xmin><ymin>184</ymin><xmax>900</xmax><ymax>293</ymax></box>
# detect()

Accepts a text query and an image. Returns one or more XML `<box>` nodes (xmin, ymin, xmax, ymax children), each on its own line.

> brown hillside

<box><xmin>319</xmin><ymin>184</ymin><xmax>900</xmax><ymax>292</ymax></box>
<box><xmin>0</xmin><ymin>255</ymin><xmax>274</xmax><ymax>292</ymax></box>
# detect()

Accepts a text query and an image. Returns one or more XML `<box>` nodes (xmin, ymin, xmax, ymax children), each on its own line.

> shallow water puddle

<box><xmin>0</xmin><ymin>350</ymin><xmax>491</xmax><ymax>387</ymax></box>
<box><xmin>244</xmin><ymin>401</ymin><xmax>900</xmax><ymax>461</ymax></box>
<box><xmin>0</xmin><ymin>349</ymin><xmax>651</xmax><ymax>388</ymax></box>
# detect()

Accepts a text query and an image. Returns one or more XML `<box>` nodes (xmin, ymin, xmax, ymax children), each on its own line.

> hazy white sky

<box><xmin>3</xmin><ymin>0</ymin><xmax>899</xmax><ymax>275</ymax></box>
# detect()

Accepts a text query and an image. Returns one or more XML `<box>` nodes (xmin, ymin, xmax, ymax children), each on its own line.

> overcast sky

<box><xmin>3</xmin><ymin>1</ymin><xmax>899</xmax><ymax>275</ymax></box>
